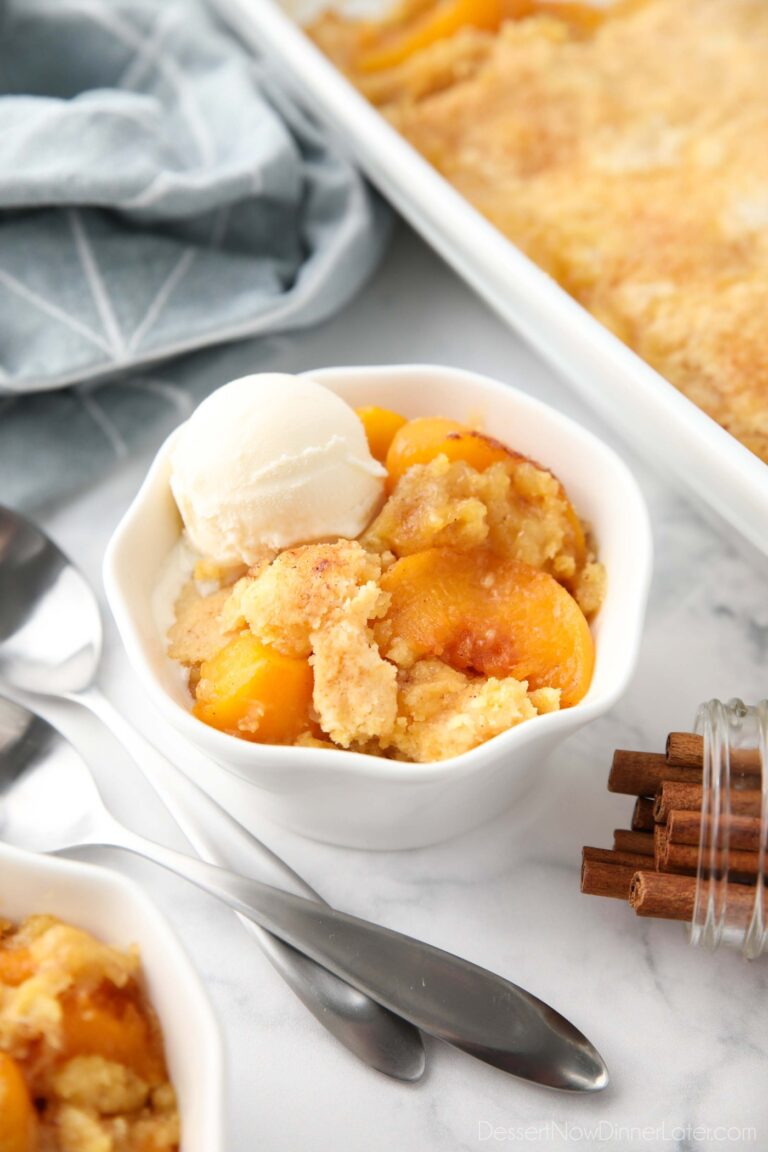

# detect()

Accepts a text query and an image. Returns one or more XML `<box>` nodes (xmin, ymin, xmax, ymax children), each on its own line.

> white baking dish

<box><xmin>214</xmin><ymin>0</ymin><xmax>768</xmax><ymax>560</ymax></box>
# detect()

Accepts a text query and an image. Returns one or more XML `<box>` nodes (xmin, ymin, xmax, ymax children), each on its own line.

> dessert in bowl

<box><xmin>105</xmin><ymin>364</ymin><xmax>652</xmax><ymax>848</ymax></box>
<box><xmin>1</xmin><ymin>917</ymin><xmax>178</xmax><ymax>1151</ymax></box>
<box><xmin>0</xmin><ymin>843</ymin><xmax>224</xmax><ymax>1152</ymax></box>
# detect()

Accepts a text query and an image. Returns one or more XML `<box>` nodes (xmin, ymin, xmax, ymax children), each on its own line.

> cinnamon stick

<box><xmin>581</xmin><ymin>847</ymin><xmax>649</xmax><ymax>900</ymax></box>
<box><xmin>629</xmin><ymin>872</ymin><xmax>697</xmax><ymax>921</ymax></box>
<box><xmin>666</xmin><ymin>732</ymin><xmax>761</xmax><ymax>774</ymax></box>
<box><xmin>717</xmin><ymin>789</ymin><xmax>762</xmax><ymax>817</ymax></box>
<box><xmin>631</xmin><ymin>796</ymin><xmax>656</xmax><ymax>832</ymax></box>
<box><xmin>658</xmin><ymin>840</ymin><xmax>698</xmax><ymax>875</ymax></box>
<box><xmin>584</xmin><ymin>730</ymin><xmax>766</xmax><ymax>929</ymax></box>
<box><xmin>608</xmin><ymin>750</ymin><xmax>679</xmax><ymax>796</ymax></box>
<box><xmin>631</xmin><ymin>870</ymin><xmax>765</xmax><ymax>924</ymax></box>
<box><xmin>661</xmin><ymin>840</ymin><xmax>762</xmax><ymax>878</ymax></box>
<box><xmin>665</xmin><ymin>732</ymin><xmax>705</xmax><ymax>769</ymax></box>
<box><xmin>613</xmin><ymin>829</ymin><xmax>654</xmax><ymax>856</ymax></box>
<box><xmin>667</xmin><ymin>809</ymin><xmax>762</xmax><ymax>852</ymax></box>
<box><xmin>609</xmin><ymin>734</ymin><xmax>762</xmax><ymax>798</ymax></box>
<box><xmin>654</xmin><ymin>781</ymin><xmax>762</xmax><ymax>823</ymax></box>
<box><xmin>654</xmin><ymin>780</ymin><xmax>703</xmax><ymax>822</ymax></box>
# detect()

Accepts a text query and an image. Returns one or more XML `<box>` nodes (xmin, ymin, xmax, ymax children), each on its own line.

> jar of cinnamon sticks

<box><xmin>582</xmin><ymin>698</ymin><xmax>767</xmax><ymax>958</ymax></box>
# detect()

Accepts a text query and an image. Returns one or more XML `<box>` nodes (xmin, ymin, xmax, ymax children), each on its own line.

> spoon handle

<box><xmin>106</xmin><ymin>824</ymin><xmax>607</xmax><ymax>1092</ymax></box>
<box><xmin>76</xmin><ymin>686</ymin><xmax>425</xmax><ymax>1082</ymax></box>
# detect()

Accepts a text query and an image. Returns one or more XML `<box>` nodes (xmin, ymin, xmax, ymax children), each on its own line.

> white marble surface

<box><xmin>31</xmin><ymin>223</ymin><xmax>768</xmax><ymax>1150</ymax></box>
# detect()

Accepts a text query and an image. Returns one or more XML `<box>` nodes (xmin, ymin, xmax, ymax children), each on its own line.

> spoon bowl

<box><xmin>0</xmin><ymin>507</ymin><xmax>101</xmax><ymax>695</ymax></box>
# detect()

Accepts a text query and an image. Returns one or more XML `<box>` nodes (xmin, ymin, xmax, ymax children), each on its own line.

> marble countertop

<box><xmin>32</xmin><ymin>223</ymin><xmax>768</xmax><ymax>1150</ymax></box>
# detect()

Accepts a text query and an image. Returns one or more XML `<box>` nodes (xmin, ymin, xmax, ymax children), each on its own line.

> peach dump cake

<box><xmin>309</xmin><ymin>0</ymin><xmax>768</xmax><ymax>462</ymax></box>
<box><xmin>165</xmin><ymin>375</ymin><xmax>604</xmax><ymax>762</ymax></box>
<box><xmin>0</xmin><ymin>915</ymin><xmax>179</xmax><ymax>1152</ymax></box>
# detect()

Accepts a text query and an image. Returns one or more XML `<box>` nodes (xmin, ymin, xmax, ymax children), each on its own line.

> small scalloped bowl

<box><xmin>105</xmin><ymin>364</ymin><xmax>652</xmax><ymax>850</ymax></box>
<box><xmin>0</xmin><ymin>841</ymin><xmax>225</xmax><ymax>1150</ymax></box>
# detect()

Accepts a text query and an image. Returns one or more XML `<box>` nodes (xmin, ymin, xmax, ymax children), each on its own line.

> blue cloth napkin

<box><xmin>0</xmin><ymin>0</ymin><xmax>390</xmax><ymax>508</ymax></box>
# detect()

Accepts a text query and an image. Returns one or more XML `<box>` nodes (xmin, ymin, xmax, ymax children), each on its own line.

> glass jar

<box><xmin>690</xmin><ymin>699</ymin><xmax>767</xmax><ymax>958</ymax></box>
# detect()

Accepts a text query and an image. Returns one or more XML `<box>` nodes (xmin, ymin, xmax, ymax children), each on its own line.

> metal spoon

<box><xmin>0</xmin><ymin>697</ymin><xmax>608</xmax><ymax>1091</ymax></box>
<box><xmin>0</xmin><ymin>503</ymin><xmax>424</xmax><ymax>1082</ymax></box>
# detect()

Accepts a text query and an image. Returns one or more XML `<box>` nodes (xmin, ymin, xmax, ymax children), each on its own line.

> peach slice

<box><xmin>385</xmin><ymin>416</ymin><xmax>521</xmax><ymax>488</ymax></box>
<box><xmin>356</xmin><ymin>405</ymin><xmax>407</xmax><ymax>463</ymax></box>
<box><xmin>355</xmin><ymin>0</ymin><xmax>605</xmax><ymax>74</ymax></box>
<box><xmin>0</xmin><ymin>1053</ymin><xmax>36</xmax><ymax>1152</ymax></box>
<box><xmin>194</xmin><ymin>633</ymin><xmax>313</xmax><ymax>743</ymax></box>
<box><xmin>60</xmin><ymin>984</ymin><xmax>168</xmax><ymax>1087</ymax></box>
<box><xmin>0</xmin><ymin>948</ymin><xmax>33</xmax><ymax>987</ymax></box>
<box><xmin>377</xmin><ymin>548</ymin><xmax>594</xmax><ymax>705</ymax></box>
<box><xmin>359</xmin><ymin>0</ymin><xmax>503</xmax><ymax>72</ymax></box>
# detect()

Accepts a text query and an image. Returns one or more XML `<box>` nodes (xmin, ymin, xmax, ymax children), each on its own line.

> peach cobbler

<box><xmin>0</xmin><ymin>915</ymin><xmax>179</xmax><ymax>1152</ymax></box>
<box><xmin>309</xmin><ymin>0</ymin><xmax>768</xmax><ymax>462</ymax></box>
<box><xmin>166</xmin><ymin>376</ymin><xmax>605</xmax><ymax>763</ymax></box>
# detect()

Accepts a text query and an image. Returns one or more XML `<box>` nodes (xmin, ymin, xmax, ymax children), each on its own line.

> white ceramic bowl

<box><xmin>105</xmin><ymin>364</ymin><xmax>652</xmax><ymax>850</ymax></box>
<box><xmin>0</xmin><ymin>842</ymin><xmax>226</xmax><ymax>1151</ymax></box>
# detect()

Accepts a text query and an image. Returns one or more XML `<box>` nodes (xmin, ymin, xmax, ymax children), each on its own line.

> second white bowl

<box><xmin>0</xmin><ymin>842</ymin><xmax>225</xmax><ymax>1151</ymax></box>
<box><xmin>105</xmin><ymin>364</ymin><xmax>652</xmax><ymax>849</ymax></box>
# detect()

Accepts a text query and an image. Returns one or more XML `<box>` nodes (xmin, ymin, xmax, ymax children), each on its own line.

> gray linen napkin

<box><xmin>0</xmin><ymin>0</ymin><xmax>390</xmax><ymax>509</ymax></box>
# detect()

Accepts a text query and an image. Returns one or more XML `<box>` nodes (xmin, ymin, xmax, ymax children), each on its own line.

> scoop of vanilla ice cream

<box><xmin>169</xmin><ymin>374</ymin><xmax>387</xmax><ymax>564</ymax></box>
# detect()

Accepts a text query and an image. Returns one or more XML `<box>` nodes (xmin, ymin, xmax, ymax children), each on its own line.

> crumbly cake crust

<box><xmin>311</xmin><ymin>0</ymin><xmax>768</xmax><ymax>461</ymax></box>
